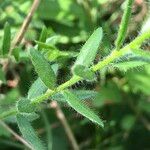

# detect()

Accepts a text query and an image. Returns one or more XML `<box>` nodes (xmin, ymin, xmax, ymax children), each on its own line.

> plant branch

<box><xmin>50</xmin><ymin>101</ymin><xmax>80</xmax><ymax>150</ymax></box>
<box><xmin>0</xmin><ymin>30</ymin><xmax>150</xmax><ymax>119</ymax></box>
<box><xmin>0</xmin><ymin>120</ymin><xmax>33</xmax><ymax>150</ymax></box>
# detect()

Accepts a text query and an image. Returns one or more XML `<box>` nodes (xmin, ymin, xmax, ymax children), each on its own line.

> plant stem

<box><xmin>0</xmin><ymin>31</ymin><xmax>150</xmax><ymax>119</ymax></box>
<box><xmin>11</xmin><ymin>0</ymin><xmax>40</xmax><ymax>52</ymax></box>
<box><xmin>31</xmin><ymin>31</ymin><xmax>150</xmax><ymax>104</ymax></box>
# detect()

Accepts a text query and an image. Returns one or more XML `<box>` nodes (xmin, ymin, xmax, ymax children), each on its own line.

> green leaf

<box><xmin>2</xmin><ymin>22</ymin><xmax>11</xmax><ymax>55</ymax></box>
<box><xmin>21</xmin><ymin>112</ymin><xmax>39</xmax><ymax>122</ymax></box>
<box><xmin>12</xmin><ymin>46</ymin><xmax>20</xmax><ymax>61</ymax></box>
<box><xmin>30</xmin><ymin>48</ymin><xmax>56</xmax><ymax>89</ymax></box>
<box><xmin>28</xmin><ymin>78</ymin><xmax>48</xmax><ymax>99</ymax></box>
<box><xmin>17</xmin><ymin>114</ymin><xmax>46</xmax><ymax>150</ymax></box>
<box><xmin>62</xmin><ymin>90</ymin><xmax>104</xmax><ymax>127</ymax></box>
<box><xmin>72</xmin><ymin>27</ymin><xmax>103</xmax><ymax>68</ymax></box>
<box><xmin>132</xmin><ymin>49</ymin><xmax>150</xmax><ymax>59</ymax></box>
<box><xmin>73</xmin><ymin>64</ymin><xmax>95</xmax><ymax>80</ymax></box>
<box><xmin>35</xmin><ymin>41</ymin><xmax>56</xmax><ymax>50</ymax></box>
<box><xmin>39</xmin><ymin>26</ymin><xmax>48</xmax><ymax>43</ymax></box>
<box><xmin>52</xmin><ymin>90</ymin><xmax>97</xmax><ymax>102</ymax></box>
<box><xmin>112</xmin><ymin>50</ymin><xmax>150</xmax><ymax>72</ymax></box>
<box><xmin>0</xmin><ymin>67</ymin><xmax>6</xmax><ymax>83</ymax></box>
<box><xmin>113</xmin><ymin>61</ymin><xmax>148</xmax><ymax>72</ymax></box>
<box><xmin>115</xmin><ymin>0</ymin><xmax>134</xmax><ymax>49</ymax></box>
<box><xmin>17</xmin><ymin>98</ymin><xmax>35</xmax><ymax>113</ymax></box>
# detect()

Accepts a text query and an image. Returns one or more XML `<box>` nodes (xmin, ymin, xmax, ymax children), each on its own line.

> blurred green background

<box><xmin>0</xmin><ymin>0</ymin><xmax>150</xmax><ymax>149</ymax></box>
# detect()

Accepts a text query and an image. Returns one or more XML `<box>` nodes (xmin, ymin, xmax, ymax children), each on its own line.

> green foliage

<box><xmin>52</xmin><ymin>90</ymin><xmax>97</xmax><ymax>102</ymax></box>
<box><xmin>30</xmin><ymin>48</ymin><xmax>56</xmax><ymax>89</ymax></box>
<box><xmin>0</xmin><ymin>0</ymin><xmax>150</xmax><ymax>149</ymax></box>
<box><xmin>113</xmin><ymin>61</ymin><xmax>148</xmax><ymax>72</ymax></box>
<box><xmin>12</xmin><ymin>46</ymin><xmax>20</xmax><ymax>61</ymax></box>
<box><xmin>17</xmin><ymin>114</ymin><xmax>46</xmax><ymax>150</ymax></box>
<box><xmin>1</xmin><ymin>22</ymin><xmax>11</xmax><ymax>55</ymax></box>
<box><xmin>62</xmin><ymin>90</ymin><xmax>104</xmax><ymax>127</ymax></box>
<box><xmin>72</xmin><ymin>27</ymin><xmax>103</xmax><ymax>69</ymax></box>
<box><xmin>73</xmin><ymin>64</ymin><xmax>95</xmax><ymax>80</ymax></box>
<box><xmin>28</xmin><ymin>78</ymin><xmax>48</xmax><ymax>99</ymax></box>
<box><xmin>0</xmin><ymin>67</ymin><xmax>6</xmax><ymax>83</ymax></box>
<box><xmin>115</xmin><ymin>0</ymin><xmax>134</xmax><ymax>50</ymax></box>
<box><xmin>17</xmin><ymin>98</ymin><xmax>35</xmax><ymax>113</ymax></box>
<box><xmin>39</xmin><ymin>26</ymin><xmax>48</xmax><ymax>44</ymax></box>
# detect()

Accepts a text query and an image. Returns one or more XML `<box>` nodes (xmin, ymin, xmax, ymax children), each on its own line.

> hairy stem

<box><xmin>0</xmin><ymin>31</ymin><xmax>150</xmax><ymax>119</ymax></box>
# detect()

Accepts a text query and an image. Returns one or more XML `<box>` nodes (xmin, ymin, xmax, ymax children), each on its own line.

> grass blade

<box><xmin>62</xmin><ymin>90</ymin><xmax>104</xmax><ymax>127</ymax></box>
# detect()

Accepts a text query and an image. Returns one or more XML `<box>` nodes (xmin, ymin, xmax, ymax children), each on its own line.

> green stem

<box><xmin>30</xmin><ymin>50</ymin><xmax>125</xmax><ymax>104</ymax></box>
<box><xmin>0</xmin><ymin>31</ymin><xmax>150</xmax><ymax>119</ymax></box>
<box><xmin>129</xmin><ymin>31</ymin><xmax>150</xmax><ymax>48</ymax></box>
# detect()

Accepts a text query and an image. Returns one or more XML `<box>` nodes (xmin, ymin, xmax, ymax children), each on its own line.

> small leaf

<box><xmin>62</xmin><ymin>90</ymin><xmax>104</xmax><ymax>127</ymax></box>
<box><xmin>115</xmin><ymin>0</ymin><xmax>134</xmax><ymax>49</ymax></box>
<box><xmin>73</xmin><ymin>27</ymin><xmax>103</xmax><ymax>68</ymax></box>
<box><xmin>28</xmin><ymin>78</ymin><xmax>48</xmax><ymax>99</ymax></box>
<box><xmin>112</xmin><ymin>50</ymin><xmax>150</xmax><ymax>72</ymax></box>
<box><xmin>39</xmin><ymin>26</ymin><xmax>47</xmax><ymax>42</ymax></box>
<box><xmin>52</xmin><ymin>90</ymin><xmax>97</xmax><ymax>102</ymax></box>
<box><xmin>38</xmin><ymin>26</ymin><xmax>48</xmax><ymax>50</ymax></box>
<box><xmin>17</xmin><ymin>114</ymin><xmax>46</xmax><ymax>150</ymax></box>
<box><xmin>132</xmin><ymin>49</ymin><xmax>150</xmax><ymax>58</ymax></box>
<box><xmin>12</xmin><ymin>46</ymin><xmax>20</xmax><ymax>61</ymax></box>
<box><xmin>17</xmin><ymin>98</ymin><xmax>35</xmax><ymax>113</ymax></box>
<box><xmin>30</xmin><ymin>48</ymin><xmax>56</xmax><ymax>89</ymax></box>
<box><xmin>35</xmin><ymin>41</ymin><xmax>56</xmax><ymax>50</ymax></box>
<box><xmin>22</xmin><ymin>112</ymin><xmax>39</xmax><ymax>122</ymax></box>
<box><xmin>73</xmin><ymin>64</ymin><xmax>95</xmax><ymax>80</ymax></box>
<box><xmin>2</xmin><ymin>22</ymin><xmax>11</xmax><ymax>55</ymax></box>
<box><xmin>113</xmin><ymin>61</ymin><xmax>148</xmax><ymax>72</ymax></box>
<box><xmin>0</xmin><ymin>67</ymin><xmax>6</xmax><ymax>83</ymax></box>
